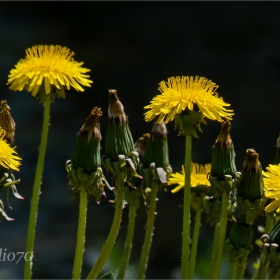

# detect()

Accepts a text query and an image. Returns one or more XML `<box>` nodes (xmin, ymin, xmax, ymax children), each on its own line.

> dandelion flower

<box><xmin>262</xmin><ymin>164</ymin><xmax>280</xmax><ymax>213</ymax></box>
<box><xmin>0</xmin><ymin>128</ymin><xmax>21</xmax><ymax>171</ymax></box>
<box><xmin>168</xmin><ymin>163</ymin><xmax>211</xmax><ymax>193</ymax></box>
<box><xmin>144</xmin><ymin>76</ymin><xmax>233</xmax><ymax>124</ymax></box>
<box><xmin>7</xmin><ymin>45</ymin><xmax>93</xmax><ymax>97</ymax></box>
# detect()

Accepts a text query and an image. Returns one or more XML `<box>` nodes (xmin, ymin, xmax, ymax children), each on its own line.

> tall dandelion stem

<box><xmin>181</xmin><ymin>135</ymin><xmax>192</xmax><ymax>279</ymax></box>
<box><xmin>72</xmin><ymin>188</ymin><xmax>88</xmax><ymax>279</ymax></box>
<box><xmin>24</xmin><ymin>95</ymin><xmax>51</xmax><ymax>279</ymax></box>
<box><xmin>236</xmin><ymin>255</ymin><xmax>248</xmax><ymax>279</ymax></box>
<box><xmin>87</xmin><ymin>173</ymin><xmax>125</xmax><ymax>279</ymax></box>
<box><xmin>137</xmin><ymin>181</ymin><xmax>158</xmax><ymax>279</ymax></box>
<box><xmin>117</xmin><ymin>203</ymin><xmax>136</xmax><ymax>279</ymax></box>
<box><xmin>230</xmin><ymin>261</ymin><xmax>238</xmax><ymax>279</ymax></box>
<box><xmin>208</xmin><ymin>223</ymin><xmax>220</xmax><ymax>278</ymax></box>
<box><xmin>189</xmin><ymin>208</ymin><xmax>202</xmax><ymax>278</ymax></box>
<box><xmin>212</xmin><ymin>191</ymin><xmax>228</xmax><ymax>279</ymax></box>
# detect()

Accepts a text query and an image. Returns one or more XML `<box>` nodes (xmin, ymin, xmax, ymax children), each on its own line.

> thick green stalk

<box><xmin>181</xmin><ymin>135</ymin><xmax>192</xmax><ymax>279</ymax></box>
<box><xmin>117</xmin><ymin>203</ymin><xmax>136</xmax><ymax>279</ymax></box>
<box><xmin>87</xmin><ymin>173</ymin><xmax>125</xmax><ymax>279</ymax></box>
<box><xmin>189</xmin><ymin>208</ymin><xmax>201</xmax><ymax>278</ymax></box>
<box><xmin>24</xmin><ymin>95</ymin><xmax>51</xmax><ymax>279</ymax></box>
<box><xmin>212</xmin><ymin>191</ymin><xmax>228</xmax><ymax>279</ymax></box>
<box><xmin>137</xmin><ymin>181</ymin><xmax>158</xmax><ymax>279</ymax></box>
<box><xmin>230</xmin><ymin>261</ymin><xmax>238</xmax><ymax>279</ymax></box>
<box><xmin>236</xmin><ymin>255</ymin><xmax>248</xmax><ymax>279</ymax></box>
<box><xmin>207</xmin><ymin>223</ymin><xmax>220</xmax><ymax>278</ymax></box>
<box><xmin>72</xmin><ymin>188</ymin><xmax>88</xmax><ymax>279</ymax></box>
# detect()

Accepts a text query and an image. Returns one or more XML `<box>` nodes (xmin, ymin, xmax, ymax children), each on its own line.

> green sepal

<box><xmin>211</xmin><ymin>146</ymin><xmax>237</xmax><ymax>180</ymax></box>
<box><xmin>105</xmin><ymin>122</ymin><xmax>134</xmax><ymax>162</ymax></box>
<box><xmin>174</xmin><ymin>110</ymin><xmax>204</xmax><ymax>137</ymax></box>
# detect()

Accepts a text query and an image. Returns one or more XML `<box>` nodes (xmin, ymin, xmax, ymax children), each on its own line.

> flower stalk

<box><xmin>137</xmin><ymin>180</ymin><xmax>158</xmax><ymax>279</ymax></box>
<box><xmin>24</xmin><ymin>94</ymin><xmax>51</xmax><ymax>279</ymax></box>
<box><xmin>86</xmin><ymin>171</ymin><xmax>125</xmax><ymax>279</ymax></box>
<box><xmin>72</xmin><ymin>188</ymin><xmax>88</xmax><ymax>279</ymax></box>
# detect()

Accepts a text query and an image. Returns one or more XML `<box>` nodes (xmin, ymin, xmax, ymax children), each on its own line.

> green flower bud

<box><xmin>142</xmin><ymin>122</ymin><xmax>170</xmax><ymax>172</ymax></box>
<box><xmin>229</xmin><ymin>223</ymin><xmax>254</xmax><ymax>249</ymax></box>
<box><xmin>105</xmin><ymin>90</ymin><xmax>134</xmax><ymax>161</ymax></box>
<box><xmin>211</xmin><ymin>120</ymin><xmax>237</xmax><ymax>180</ymax></box>
<box><xmin>237</xmin><ymin>149</ymin><xmax>264</xmax><ymax>224</ymax></box>
<box><xmin>237</xmin><ymin>149</ymin><xmax>264</xmax><ymax>200</ymax></box>
<box><xmin>66</xmin><ymin>107</ymin><xmax>111</xmax><ymax>202</ymax></box>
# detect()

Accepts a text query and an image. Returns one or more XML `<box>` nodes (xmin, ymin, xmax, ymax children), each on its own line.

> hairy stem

<box><xmin>24</xmin><ymin>95</ymin><xmax>51</xmax><ymax>279</ymax></box>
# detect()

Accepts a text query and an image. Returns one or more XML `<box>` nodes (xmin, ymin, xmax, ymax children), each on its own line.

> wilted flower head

<box><xmin>263</xmin><ymin>164</ymin><xmax>280</xmax><ymax>213</ymax></box>
<box><xmin>168</xmin><ymin>163</ymin><xmax>211</xmax><ymax>193</ymax></box>
<box><xmin>0</xmin><ymin>128</ymin><xmax>21</xmax><ymax>171</ymax></box>
<box><xmin>7</xmin><ymin>45</ymin><xmax>93</xmax><ymax>99</ymax></box>
<box><xmin>0</xmin><ymin>100</ymin><xmax>15</xmax><ymax>145</ymax></box>
<box><xmin>144</xmin><ymin>76</ymin><xmax>233</xmax><ymax>124</ymax></box>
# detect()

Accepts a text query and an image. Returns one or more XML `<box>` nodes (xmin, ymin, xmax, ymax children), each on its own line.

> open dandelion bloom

<box><xmin>144</xmin><ymin>76</ymin><xmax>234</xmax><ymax>124</ymax></box>
<box><xmin>262</xmin><ymin>164</ymin><xmax>280</xmax><ymax>213</ymax></box>
<box><xmin>7</xmin><ymin>45</ymin><xmax>93</xmax><ymax>97</ymax></box>
<box><xmin>0</xmin><ymin>128</ymin><xmax>21</xmax><ymax>171</ymax></box>
<box><xmin>168</xmin><ymin>163</ymin><xmax>211</xmax><ymax>193</ymax></box>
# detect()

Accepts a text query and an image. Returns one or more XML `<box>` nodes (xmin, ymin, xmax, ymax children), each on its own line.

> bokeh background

<box><xmin>1</xmin><ymin>1</ymin><xmax>280</xmax><ymax>279</ymax></box>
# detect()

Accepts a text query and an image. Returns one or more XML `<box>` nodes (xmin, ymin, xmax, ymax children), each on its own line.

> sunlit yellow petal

<box><xmin>0</xmin><ymin>127</ymin><xmax>21</xmax><ymax>171</ymax></box>
<box><xmin>144</xmin><ymin>76</ymin><xmax>234</xmax><ymax>124</ymax></box>
<box><xmin>263</xmin><ymin>163</ymin><xmax>280</xmax><ymax>213</ymax></box>
<box><xmin>168</xmin><ymin>163</ymin><xmax>211</xmax><ymax>193</ymax></box>
<box><xmin>7</xmin><ymin>45</ymin><xmax>93</xmax><ymax>96</ymax></box>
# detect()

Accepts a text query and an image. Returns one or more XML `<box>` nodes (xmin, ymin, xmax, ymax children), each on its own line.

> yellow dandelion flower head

<box><xmin>144</xmin><ymin>76</ymin><xmax>234</xmax><ymax>124</ymax></box>
<box><xmin>168</xmin><ymin>163</ymin><xmax>211</xmax><ymax>193</ymax></box>
<box><xmin>262</xmin><ymin>164</ymin><xmax>280</xmax><ymax>213</ymax></box>
<box><xmin>7</xmin><ymin>45</ymin><xmax>93</xmax><ymax>97</ymax></box>
<box><xmin>0</xmin><ymin>127</ymin><xmax>21</xmax><ymax>171</ymax></box>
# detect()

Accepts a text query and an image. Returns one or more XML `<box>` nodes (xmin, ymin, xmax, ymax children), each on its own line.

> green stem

<box><xmin>24</xmin><ymin>95</ymin><xmax>51</xmax><ymax>279</ymax></box>
<box><xmin>117</xmin><ymin>203</ymin><xmax>136</xmax><ymax>279</ymax></box>
<box><xmin>137</xmin><ymin>181</ymin><xmax>158</xmax><ymax>279</ymax></box>
<box><xmin>265</xmin><ymin>212</ymin><xmax>275</xmax><ymax>234</ymax></box>
<box><xmin>208</xmin><ymin>223</ymin><xmax>220</xmax><ymax>278</ymax></box>
<box><xmin>189</xmin><ymin>208</ymin><xmax>201</xmax><ymax>278</ymax></box>
<box><xmin>256</xmin><ymin>259</ymin><xmax>269</xmax><ymax>279</ymax></box>
<box><xmin>181</xmin><ymin>135</ymin><xmax>192</xmax><ymax>279</ymax></box>
<box><xmin>87</xmin><ymin>173</ymin><xmax>125</xmax><ymax>279</ymax></box>
<box><xmin>72</xmin><ymin>188</ymin><xmax>88</xmax><ymax>279</ymax></box>
<box><xmin>212</xmin><ymin>191</ymin><xmax>228</xmax><ymax>279</ymax></box>
<box><xmin>230</xmin><ymin>261</ymin><xmax>238</xmax><ymax>279</ymax></box>
<box><xmin>236</xmin><ymin>255</ymin><xmax>248</xmax><ymax>279</ymax></box>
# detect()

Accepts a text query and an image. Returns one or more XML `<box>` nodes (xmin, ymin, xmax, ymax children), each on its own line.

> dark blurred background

<box><xmin>1</xmin><ymin>1</ymin><xmax>280</xmax><ymax>279</ymax></box>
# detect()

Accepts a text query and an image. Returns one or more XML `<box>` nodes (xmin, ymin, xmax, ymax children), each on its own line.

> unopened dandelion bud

<box><xmin>66</xmin><ymin>107</ymin><xmax>110</xmax><ymax>202</ymax></box>
<box><xmin>135</xmin><ymin>133</ymin><xmax>150</xmax><ymax>158</ymax></box>
<box><xmin>0</xmin><ymin>100</ymin><xmax>15</xmax><ymax>145</ymax></box>
<box><xmin>103</xmin><ymin>90</ymin><xmax>140</xmax><ymax>180</ymax></box>
<box><xmin>211</xmin><ymin>120</ymin><xmax>237</xmax><ymax>180</ymax></box>
<box><xmin>238</xmin><ymin>149</ymin><xmax>264</xmax><ymax>200</ymax></box>
<box><xmin>105</xmin><ymin>90</ymin><xmax>134</xmax><ymax>161</ymax></box>
<box><xmin>229</xmin><ymin>223</ymin><xmax>253</xmax><ymax>250</ymax></box>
